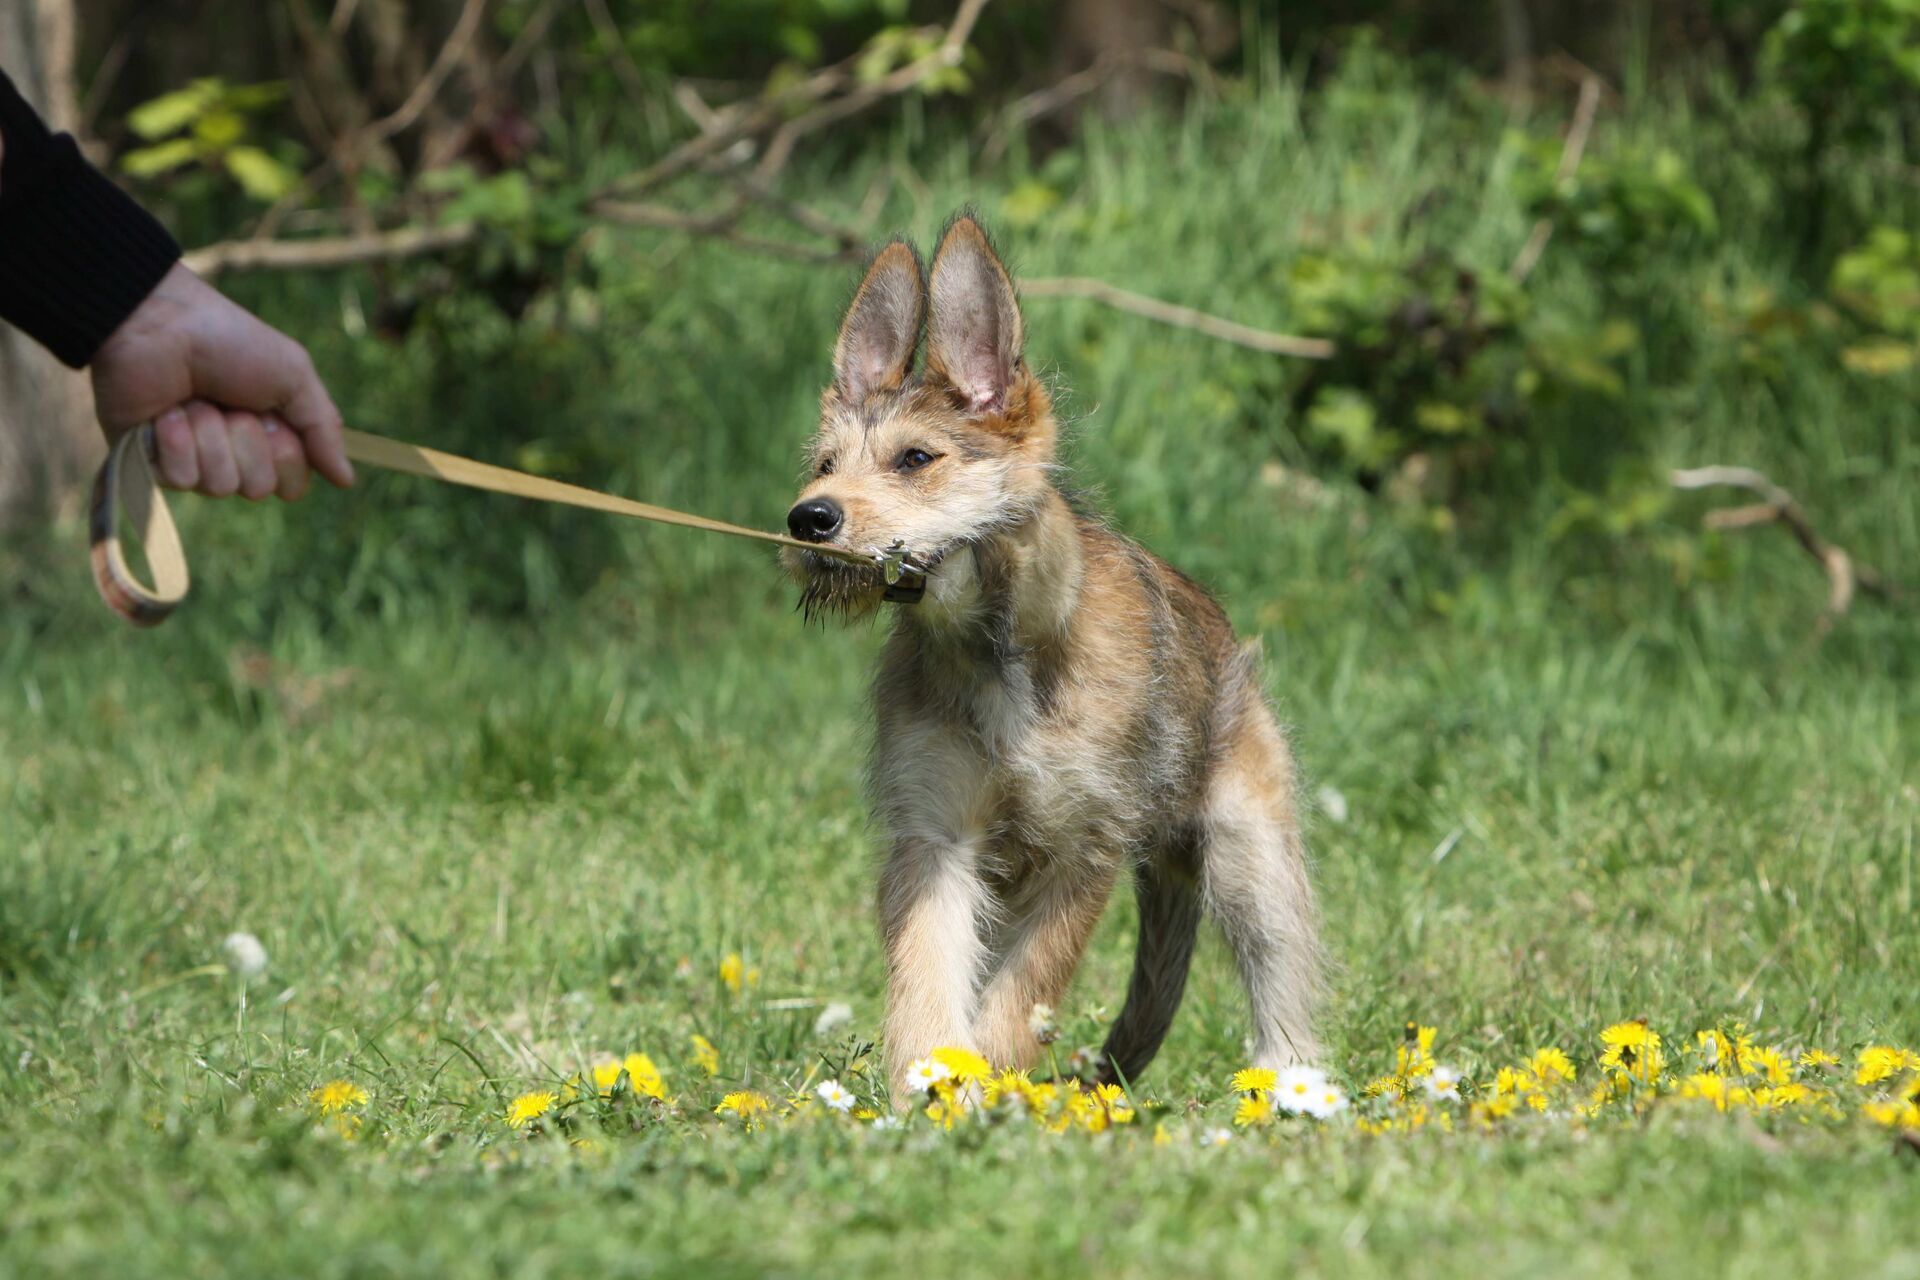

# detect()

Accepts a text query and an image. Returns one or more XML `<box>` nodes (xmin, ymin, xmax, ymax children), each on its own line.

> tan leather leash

<box><xmin>88</xmin><ymin>422</ymin><xmax>928</xmax><ymax>627</ymax></box>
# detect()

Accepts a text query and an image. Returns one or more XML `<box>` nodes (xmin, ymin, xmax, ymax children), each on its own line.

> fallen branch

<box><xmin>1670</xmin><ymin>464</ymin><xmax>1903</xmax><ymax>632</ymax></box>
<box><xmin>1021</xmin><ymin>277</ymin><xmax>1335</xmax><ymax>359</ymax></box>
<box><xmin>183</xmin><ymin>223</ymin><xmax>481</xmax><ymax>277</ymax></box>
<box><xmin>1509</xmin><ymin>73</ymin><xmax>1602</xmax><ymax>284</ymax></box>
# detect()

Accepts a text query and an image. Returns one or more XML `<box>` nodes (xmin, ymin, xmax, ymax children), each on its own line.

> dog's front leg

<box><xmin>878</xmin><ymin>836</ymin><xmax>988</xmax><ymax>1106</ymax></box>
<box><xmin>970</xmin><ymin>861</ymin><xmax>1119</xmax><ymax>1070</ymax></box>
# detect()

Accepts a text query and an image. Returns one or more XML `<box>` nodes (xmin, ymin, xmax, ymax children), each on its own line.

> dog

<box><xmin>784</xmin><ymin>214</ymin><xmax>1322</xmax><ymax>1102</ymax></box>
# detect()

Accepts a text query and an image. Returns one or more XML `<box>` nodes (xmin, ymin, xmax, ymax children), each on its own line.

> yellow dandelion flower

<box><xmin>506</xmin><ymin>1090</ymin><xmax>559</xmax><ymax>1127</ymax></box>
<box><xmin>1231</xmin><ymin>1067</ymin><xmax>1278</xmax><ymax>1095</ymax></box>
<box><xmin>1856</xmin><ymin>1045</ymin><xmax>1920</xmax><ymax>1086</ymax></box>
<box><xmin>1863</xmin><ymin>1099</ymin><xmax>1920</xmax><ymax>1128</ymax></box>
<box><xmin>309</xmin><ymin>1080</ymin><xmax>369</xmax><ymax>1115</ymax></box>
<box><xmin>1799</xmin><ymin>1049</ymin><xmax>1839</xmax><ymax>1071</ymax></box>
<box><xmin>1362</xmin><ymin>1074</ymin><xmax>1403</xmax><ymax>1099</ymax></box>
<box><xmin>590</xmin><ymin>1059</ymin><xmax>624</xmax><ymax>1096</ymax></box>
<box><xmin>1599</xmin><ymin>1021</ymin><xmax>1663</xmax><ymax>1083</ymax></box>
<box><xmin>925</xmin><ymin>1095</ymin><xmax>966</xmax><ymax>1131</ymax></box>
<box><xmin>1066</xmin><ymin>1087</ymin><xmax>1113</xmax><ymax>1133</ymax></box>
<box><xmin>1743</xmin><ymin>1046</ymin><xmax>1793</xmax><ymax>1086</ymax></box>
<box><xmin>630</xmin><ymin>1052</ymin><xmax>670</xmax><ymax>1100</ymax></box>
<box><xmin>1152</xmin><ymin>1122</ymin><xmax>1173</xmax><ymax>1147</ymax></box>
<box><xmin>1233</xmin><ymin>1093</ymin><xmax>1275</xmax><ymax>1128</ymax></box>
<box><xmin>1094</xmin><ymin>1082</ymin><xmax>1136</xmax><ymax>1125</ymax></box>
<box><xmin>1526</xmin><ymin>1047</ymin><xmax>1576</xmax><ymax>1083</ymax></box>
<box><xmin>1469</xmin><ymin>1094</ymin><xmax>1519</xmax><ymax>1127</ymax></box>
<box><xmin>718</xmin><ymin>953</ymin><xmax>761</xmax><ymax>994</ymax></box>
<box><xmin>714</xmin><ymin>1090</ymin><xmax>772</xmax><ymax>1124</ymax></box>
<box><xmin>690</xmin><ymin>1034</ymin><xmax>720</xmax><ymax>1076</ymax></box>
<box><xmin>931</xmin><ymin>1046</ymin><xmax>992</xmax><ymax>1084</ymax></box>
<box><xmin>1679</xmin><ymin>1072</ymin><xmax>1730</xmax><ymax>1111</ymax></box>
<box><xmin>985</xmin><ymin>1069</ymin><xmax>1034</xmax><ymax>1108</ymax></box>
<box><xmin>1493</xmin><ymin>1066</ymin><xmax>1532</xmax><ymax>1096</ymax></box>
<box><xmin>1396</xmin><ymin>1024</ymin><xmax>1438</xmax><ymax>1078</ymax></box>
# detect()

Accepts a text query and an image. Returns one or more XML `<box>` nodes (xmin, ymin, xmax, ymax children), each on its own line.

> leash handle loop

<box><xmin>89</xmin><ymin>424</ymin><xmax>190</xmax><ymax>627</ymax></box>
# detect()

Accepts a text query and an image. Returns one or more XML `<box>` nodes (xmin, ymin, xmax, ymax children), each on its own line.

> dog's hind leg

<box><xmin>1096</xmin><ymin>850</ymin><xmax>1205</xmax><ymax>1085</ymax></box>
<box><xmin>1199</xmin><ymin>693</ymin><xmax>1323</xmax><ymax>1071</ymax></box>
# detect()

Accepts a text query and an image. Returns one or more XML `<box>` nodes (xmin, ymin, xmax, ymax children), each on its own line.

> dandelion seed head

<box><xmin>221</xmin><ymin>932</ymin><xmax>269</xmax><ymax>981</ymax></box>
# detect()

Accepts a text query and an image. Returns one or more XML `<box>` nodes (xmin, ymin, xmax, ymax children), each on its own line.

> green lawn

<box><xmin>5</xmin><ymin>63</ymin><xmax>1919</xmax><ymax>1278</ymax></box>
<box><xmin>4</xmin><ymin>506</ymin><xmax>1915</xmax><ymax>1275</ymax></box>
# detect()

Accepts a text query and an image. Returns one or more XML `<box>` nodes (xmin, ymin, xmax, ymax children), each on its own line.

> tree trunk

<box><xmin>0</xmin><ymin>0</ymin><xmax>101</xmax><ymax>531</ymax></box>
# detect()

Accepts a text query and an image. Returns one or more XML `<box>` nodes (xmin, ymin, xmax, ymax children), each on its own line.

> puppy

<box><xmin>785</xmin><ymin>215</ymin><xmax>1322</xmax><ymax>1102</ymax></box>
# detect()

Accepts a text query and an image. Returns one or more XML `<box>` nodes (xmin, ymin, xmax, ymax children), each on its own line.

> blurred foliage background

<box><xmin>1</xmin><ymin>0</ymin><xmax>1914</xmax><ymax>646</ymax></box>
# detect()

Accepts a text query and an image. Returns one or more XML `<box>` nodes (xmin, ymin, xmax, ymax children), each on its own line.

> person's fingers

<box><xmin>152</xmin><ymin>406</ymin><xmax>200</xmax><ymax>491</ymax></box>
<box><xmin>277</xmin><ymin>346</ymin><xmax>354</xmax><ymax>489</ymax></box>
<box><xmin>263</xmin><ymin>415</ymin><xmax>311</xmax><ymax>501</ymax></box>
<box><xmin>186</xmin><ymin>317</ymin><xmax>353</xmax><ymax>489</ymax></box>
<box><xmin>186</xmin><ymin>400</ymin><xmax>240</xmax><ymax>497</ymax></box>
<box><xmin>227</xmin><ymin>412</ymin><xmax>277</xmax><ymax>501</ymax></box>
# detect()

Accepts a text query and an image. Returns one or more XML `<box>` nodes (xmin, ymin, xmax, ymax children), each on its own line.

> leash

<box><xmin>88</xmin><ymin>423</ymin><xmax>929</xmax><ymax>627</ymax></box>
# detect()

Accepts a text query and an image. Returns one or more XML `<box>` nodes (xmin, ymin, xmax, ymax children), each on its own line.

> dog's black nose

<box><xmin>787</xmin><ymin>498</ymin><xmax>844</xmax><ymax>543</ymax></box>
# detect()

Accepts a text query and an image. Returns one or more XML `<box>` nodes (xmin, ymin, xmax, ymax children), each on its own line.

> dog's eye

<box><xmin>897</xmin><ymin>448</ymin><xmax>937</xmax><ymax>472</ymax></box>
<box><xmin>816</xmin><ymin>457</ymin><xmax>834</xmax><ymax>477</ymax></box>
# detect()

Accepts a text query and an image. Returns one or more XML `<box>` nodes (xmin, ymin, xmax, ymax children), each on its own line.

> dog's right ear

<box><xmin>832</xmin><ymin>240</ymin><xmax>925</xmax><ymax>404</ymax></box>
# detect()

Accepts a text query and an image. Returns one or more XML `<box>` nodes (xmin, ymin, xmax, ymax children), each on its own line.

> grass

<box><xmin>4</xmin><ymin>55</ymin><xmax>1919</xmax><ymax>1279</ymax></box>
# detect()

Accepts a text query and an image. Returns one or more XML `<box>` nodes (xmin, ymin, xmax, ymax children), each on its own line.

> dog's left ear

<box><xmin>926</xmin><ymin>216</ymin><xmax>1025</xmax><ymax>417</ymax></box>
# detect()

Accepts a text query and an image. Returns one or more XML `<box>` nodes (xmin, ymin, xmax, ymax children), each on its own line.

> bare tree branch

<box><xmin>1671</xmin><ymin>464</ymin><xmax>1904</xmax><ymax>633</ymax></box>
<box><xmin>498</xmin><ymin>0</ymin><xmax>572</xmax><ymax>82</ymax></box>
<box><xmin>982</xmin><ymin>48</ymin><xmax>1194</xmax><ymax>162</ymax></box>
<box><xmin>595</xmin><ymin>0</ymin><xmax>990</xmax><ymax>202</ymax></box>
<box><xmin>583</xmin><ymin>0</ymin><xmax>651</xmax><ymax>110</ymax></box>
<box><xmin>1510</xmin><ymin>73</ymin><xmax>1603</xmax><ymax>283</ymax></box>
<box><xmin>369</xmin><ymin>0</ymin><xmax>491</xmax><ymax>142</ymax></box>
<box><xmin>1021</xmin><ymin>277</ymin><xmax>1334</xmax><ymax>359</ymax></box>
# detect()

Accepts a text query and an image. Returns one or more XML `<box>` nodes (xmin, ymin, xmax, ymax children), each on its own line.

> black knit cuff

<box><xmin>0</xmin><ymin>137</ymin><xmax>181</xmax><ymax>368</ymax></box>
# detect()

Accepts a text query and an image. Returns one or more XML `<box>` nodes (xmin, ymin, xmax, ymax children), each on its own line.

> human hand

<box><xmin>90</xmin><ymin>262</ymin><xmax>354</xmax><ymax>500</ymax></box>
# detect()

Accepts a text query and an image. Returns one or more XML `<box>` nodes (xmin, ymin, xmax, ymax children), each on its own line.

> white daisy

<box><xmin>1302</xmin><ymin>1085</ymin><xmax>1350</xmax><ymax>1117</ymax></box>
<box><xmin>1272</xmin><ymin>1064</ymin><xmax>1332</xmax><ymax>1114</ymax></box>
<box><xmin>1421</xmin><ymin>1065</ymin><xmax>1462</xmax><ymax>1102</ymax></box>
<box><xmin>1199</xmin><ymin>1126</ymin><xmax>1235</xmax><ymax>1147</ymax></box>
<box><xmin>815</xmin><ymin>1079</ymin><xmax>855</xmax><ymax>1112</ymax></box>
<box><xmin>904</xmin><ymin>1057</ymin><xmax>953</xmax><ymax>1092</ymax></box>
<box><xmin>870</xmin><ymin>1114</ymin><xmax>903</xmax><ymax>1130</ymax></box>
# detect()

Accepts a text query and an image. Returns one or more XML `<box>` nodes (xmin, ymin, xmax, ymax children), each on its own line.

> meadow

<box><xmin>4</xmin><ymin>48</ymin><xmax>1919</xmax><ymax>1277</ymax></box>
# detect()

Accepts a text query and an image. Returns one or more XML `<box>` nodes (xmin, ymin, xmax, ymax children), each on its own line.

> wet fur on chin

<box><xmin>784</xmin><ymin>549</ymin><xmax>887</xmax><ymax>624</ymax></box>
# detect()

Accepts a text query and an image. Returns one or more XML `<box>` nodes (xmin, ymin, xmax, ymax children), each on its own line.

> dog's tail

<box><xmin>1097</xmin><ymin>855</ymin><xmax>1204</xmax><ymax>1084</ymax></box>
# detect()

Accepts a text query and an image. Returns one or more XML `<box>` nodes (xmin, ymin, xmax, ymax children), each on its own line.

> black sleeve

<box><xmin>0</xmin><ymin>70</ymin><xmax>181</xmax><ymax>368</ymax></box>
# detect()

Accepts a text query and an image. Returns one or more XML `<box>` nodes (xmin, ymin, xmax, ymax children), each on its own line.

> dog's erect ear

<box><xmin>926</xmin><ymin>216</ymin><xmax>1024</xmax><ymax>416</ymax></box>
<box><xmin>833</xmin><ymin>240</ymin><xmax>925</xmax><ymax>403</ymax></box>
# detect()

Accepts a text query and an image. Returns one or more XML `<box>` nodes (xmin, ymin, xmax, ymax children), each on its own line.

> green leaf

<box><xmin>120</xmin><ymin>138</ymin><xmax>199</xmax><ymax>178</ymax></box>
<box><xmin>193</xmin><ymin>109</ymin><xmax>246</xmax><ymax>150</ymax></box>
<box><xmin>1000</xmin><ymin>181</ymin><xmax>1061</xmax><ymax>229</ymax></box>
<box><xmin>224</xmin><ymin>146</ymin><xmax>297</xmax><ymax>201</ymax></box>
<box><xmin>1840</xmin><ymin>340</ymin><xmax>1918</xmax><ymax>376</ymax></box>
<box><xmin>127</xmin><ymin>79</ymin><xmax>222</xmax><ymax>141</ymax></box>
